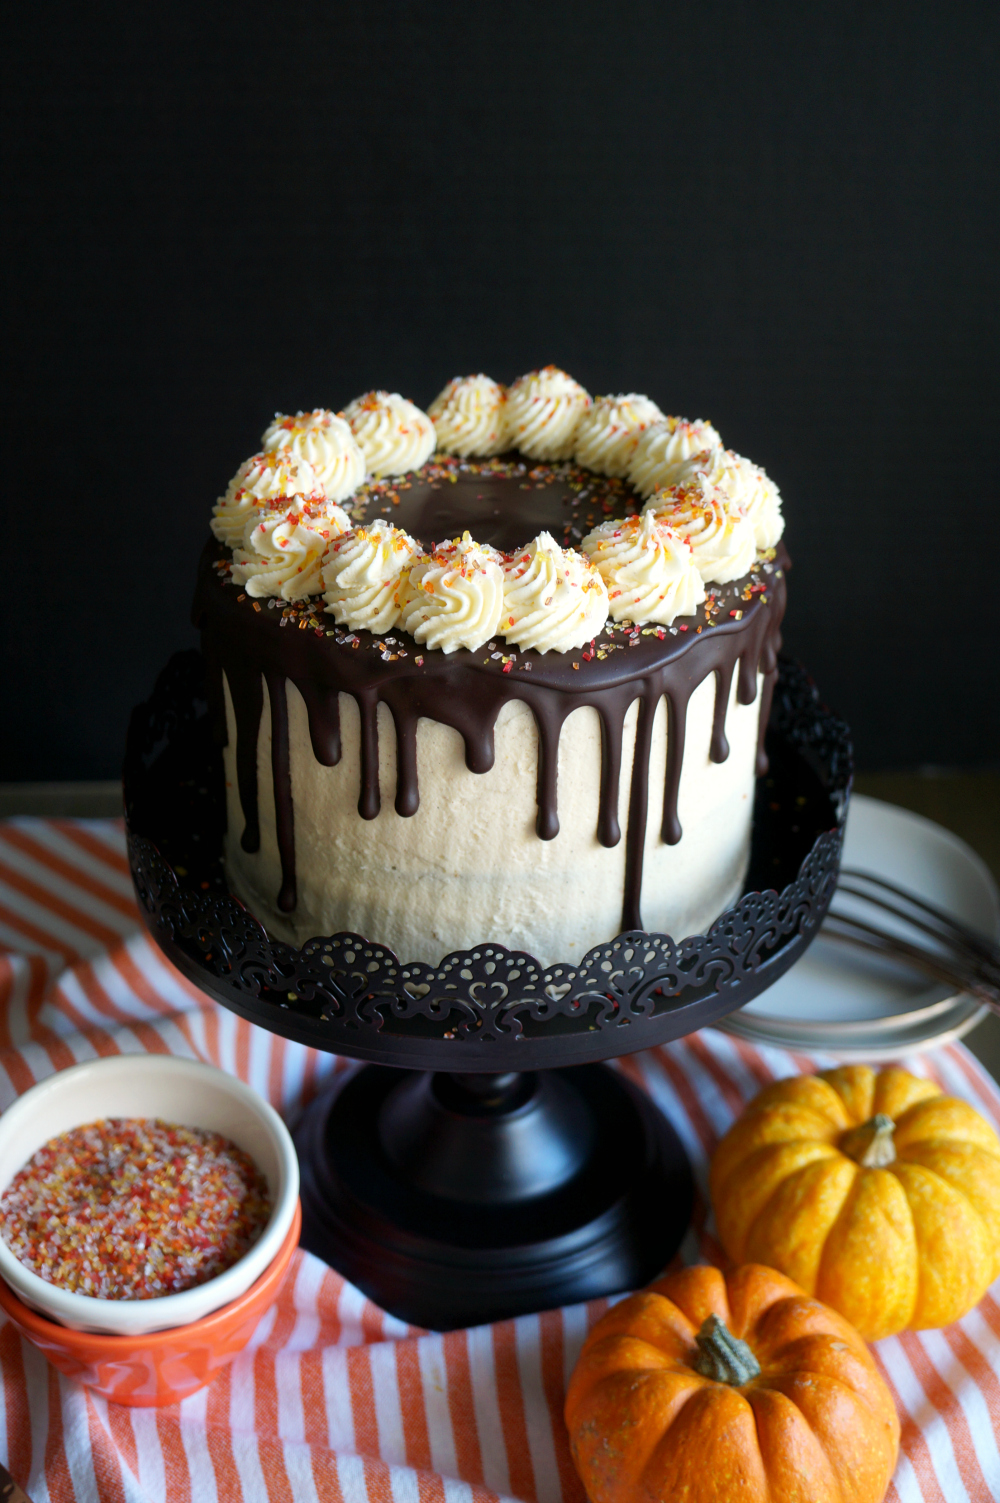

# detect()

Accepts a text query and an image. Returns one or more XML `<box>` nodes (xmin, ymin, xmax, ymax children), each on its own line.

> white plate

<box><xmin>720</xmin><ymin>795</ymin><xmax>999</xmax><ymax>1058</ymax></box>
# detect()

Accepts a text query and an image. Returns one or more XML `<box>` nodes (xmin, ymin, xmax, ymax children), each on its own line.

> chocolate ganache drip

<box><xmin>193</xmin><ymin>457</ymin><xmax>787</xmax><ymax>935</ymax></box>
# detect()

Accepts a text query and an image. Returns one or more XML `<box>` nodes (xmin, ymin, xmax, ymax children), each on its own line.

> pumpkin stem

<box><xmin>842</xmin><ymin>1112</ymin><xmax>897</xmax><ymax>1168</ymax></box>
<box><xmin>692</xmin><ymin>1314</ymin><xmax>761</xmax><ymax>1386</ymax></box>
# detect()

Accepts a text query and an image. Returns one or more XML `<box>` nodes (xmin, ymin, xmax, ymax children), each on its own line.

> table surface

<box><xmin>0</xmin><ymin>793</ymin><xmax>997</xmax><ymax>1503</ymax></box>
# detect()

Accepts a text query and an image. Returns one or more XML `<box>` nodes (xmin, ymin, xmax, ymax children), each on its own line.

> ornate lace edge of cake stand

<box><xmin>125</xmin><ymin>654</ymin><xmax>852</xmax><ymax>1070</ymax></box>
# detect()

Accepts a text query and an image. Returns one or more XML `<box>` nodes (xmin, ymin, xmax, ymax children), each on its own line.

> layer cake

<box><xmin>193</xmin><ymin>370</ymin><xmax>787</xmax><ymax>965</ymax></box>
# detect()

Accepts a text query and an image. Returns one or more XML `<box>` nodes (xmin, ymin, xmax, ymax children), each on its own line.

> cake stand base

<box><xmin>294</xmin><ymin>1062</ymin><xmax>693</xmax><ymax>1330</ymax></box>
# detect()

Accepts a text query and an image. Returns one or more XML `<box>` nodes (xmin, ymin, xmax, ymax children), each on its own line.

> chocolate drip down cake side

<box><xmin>193</xmin><ymin>369</ymin><xmax>788</xmax><ymax>966</ymax></box>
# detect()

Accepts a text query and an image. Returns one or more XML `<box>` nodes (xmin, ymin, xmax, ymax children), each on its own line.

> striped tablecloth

<box><xmin>0</xmin><ymin>816</ymin><xmax>997</xmax><ymax>1503</ymax></box>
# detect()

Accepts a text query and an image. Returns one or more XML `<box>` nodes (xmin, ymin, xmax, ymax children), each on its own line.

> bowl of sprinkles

<box><xmin>0</xmin><ymin>1055</ymin><xmax>299</xmax><ymax>1337</ymax></box>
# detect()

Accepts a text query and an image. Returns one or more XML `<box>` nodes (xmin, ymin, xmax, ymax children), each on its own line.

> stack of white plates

<box><xmin>721</xmin><ymin>795</ymin><xmax>1000</xmax><ymax>1061</ymax></box>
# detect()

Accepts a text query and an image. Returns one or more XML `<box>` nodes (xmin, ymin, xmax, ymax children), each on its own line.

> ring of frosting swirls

<box><xmin>322</xmin><ymin>520</ymin><xmax>422</xmax><ymax>635</ymax></box>
<box><xmin>344</xmin><ymin>391</ymin><xmax>436</xmax><ymax>478</ymax></box>
<box><xmin>669</xmin><ymin>447</ymin><xmax>785</xmax><ymax>552</ymax></box>
<box><xmin>581</xmin><ymin>511</ymin><xmax>706</xmax><ymax>626</ymax></box>
<box><xmin>643</xmin><ymin>475</ymin><xmax>757</xmax><ymax>585</ymax></box>
<box><xmin>628</xmin><ymin>416</ymin><xmax>723</xmax><ymax>498</ymax></box>
<box><xmin>212</xmin><ymin>369</ymin><xmax>784</xmax><ymax>654</ymax></box>
<box><xmin>501</xmin><ymin>532</ymin><xmax>609</xmax><ymax>653</ymax></box>
<box><xmin>573</xmin><ymin>394</ymin><xmax>666</xmax><ymax>478</ymax></box>
<box><xmin>231</xmin><ymin>499</ymin><xmax>351</xmax><ymax>601</ymax></box>
<box><xmin>398</xmin><ymin>532</ymin><xmax>504</xmax><ymax>654</ymax></box>
<box><xmin>262</xmin><ymin>409</ymin><xmax>366</xmax><ymax>503</ymax></box>
<box><xmin>212</xmin><ymin>451</ymin><xmax>323</xmax><ymax>547</ymax></box>
<box><xmin>429</xmin><ymin>375</ymin><xmax>509</xmax><ymax>457</ymax></box>
<box><xmin>504</xmin><ymin>367</ymin><xmax>592</xmax><ymax>461</ymax></box>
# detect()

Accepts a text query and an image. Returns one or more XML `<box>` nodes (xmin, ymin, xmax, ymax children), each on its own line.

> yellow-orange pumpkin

<box><xmin>565</xmin><ymin>1262</ymin><xmax>899</xmax><ymax>1503</ymax></box>
<box><xmin>710</xmin><ymin>1065</ymin><xmax>1000</xmax><ymax>1339</ymax></box>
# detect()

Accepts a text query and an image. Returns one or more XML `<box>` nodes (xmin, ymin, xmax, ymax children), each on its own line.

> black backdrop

<box><xmin>4</xmin><ymin>0</ymin><xmax>998</xmax><ymax>780</ymax></box>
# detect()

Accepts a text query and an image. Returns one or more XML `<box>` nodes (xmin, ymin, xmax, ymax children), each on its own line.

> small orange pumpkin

<box><xmin>710</xmin><ymin>1065</ymin><xmax>1000</xmax><ymax>1339</ymax></box>
<box><xmin>565</xmin><ymin>1262</ymin><xmax>899</xmax><ymax>1503</ymax></box>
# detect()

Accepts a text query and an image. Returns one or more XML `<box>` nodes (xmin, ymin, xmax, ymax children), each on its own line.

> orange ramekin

<box><xmin>0</xmin><ymin>1200</ymin><xmax>301</xmax><ymax>1406</ymax></box>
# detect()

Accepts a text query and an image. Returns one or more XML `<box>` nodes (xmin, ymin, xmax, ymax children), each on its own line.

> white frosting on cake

<box><xmin>212</xmin><ymin>451</ymin><xmax>322</xmax><ymax>547</ymax></box>
<box><xmin>344</xmin><ymin>391</ymin><xmax>436</xmax><ymax>477</ymax></box>
<box><xmin>502</xmin><ymin>532</ymin><xmax>609</xmax><ymax>652</ymax></box>
<box><xmin>429</xmin><ymin>375</ymin><xmax>509</xmax><ymax>457</ymax></box>
<box><xmin>581</xmin><ymin>511</ymin><xmax>706</xmax><ymax>625</ymax></box>
<box><xmin>643</xmin><ymin>476</ymin><xmax>757</xmax><ymax>584</ymax></box>
<box><xmin>573</xmin><ymin>394</ymin><xmax>665</xmax><ymax>478</ymax></box>
<box><xmin>262</xmin><ymin>410</ymin><xmax>366</xmax><ymax>502</ymax></box>
<box><xmin>231</xmin><ymin>500</ymin><xmax>351</xmax><ymax>600</ymax></box>
<box><xmin>398</xmin><ymin>533</ymin><xmax>504</xmax><ymax>654</ymax></box>
<box><xmin>628</xmin><ymin>417</ymin><xmax>723</xmax><ymax>498</ymax></box>
<box><xmin>673</xmin><ymin>447</ymin><xmax>785</xmax><ymax>552</ymax></box>
<box><xmin>322</xmin><ymin>520</ymin><xmax>422</xmax><ymax>634</ymax></box>
<box><xmin>504</xmin><ymin>367</ymin><xmax>591</xmax><ymax>461</ymax></box>
<box><xmin>732</xmin><ymin>455</ymin><xmax>784</xmax><ymax>552</ymax></box>
<box><xmin>222</xmin><ymin>671</ymin><xmax>762</xmax><ymax>966</ymax></box>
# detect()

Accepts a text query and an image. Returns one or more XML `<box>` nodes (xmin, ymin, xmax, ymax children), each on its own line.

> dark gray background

<box><xmin>3</xmin><ymin>0</ymin><xmax>998</xmax><ymax>779</ymax></box>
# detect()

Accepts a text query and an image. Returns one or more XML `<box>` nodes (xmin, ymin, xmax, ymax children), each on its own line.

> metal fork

<box><xmin>821</xmin><ymin>868</ymin><xmax>1000</xmax><ymax>1015</ymax></box>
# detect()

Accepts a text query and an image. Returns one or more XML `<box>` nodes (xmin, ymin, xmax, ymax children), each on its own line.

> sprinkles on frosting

<box><xmin>209</xmin><ymin>368</ymin><xmax>783</xmax><ymax>656</ymax></box>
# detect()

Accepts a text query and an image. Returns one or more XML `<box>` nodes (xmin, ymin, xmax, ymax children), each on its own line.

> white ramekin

<box><xmin>0</xmin><ymin>1055</ymin><xmax>299</xmax><ymax>1336</ymax></box>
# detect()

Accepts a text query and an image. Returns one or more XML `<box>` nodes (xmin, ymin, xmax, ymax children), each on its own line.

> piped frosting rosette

<box><xmin>429</xmin><ymin>375</ymin><xmax>509</xmax><ymax>457</ymax></box>
<box><xmin>262</xmin><ymin>409</ymin><xmax>366</xmax><ymax>503</ymax></box>
<box><xmin>344</xmin><ymin>391</ymin><xmax>436</xmax><ymax>477</ymax></box>
<box><xmin>502</xmin><ymin>532</ymin><xmax>609</xmax><ymax>652</ymax></box>
<box><xmin>643</xmin><ymin>475</ymin><xmax>757</xmax><ymax>584</ymax></box>
<box><xmin>231</xmin><ymin>498</ymin><xmax>351</xmax><ymax>601</ymax></box>
<box><xmin>628</xmin><ymin>416</ymin><xmax>723</xmax><ymax>498</ymax></box>
<box><xmin>398</xmin><ymin>533</ymin><xmax>504</xmax><ymax>654</ymax></box>
<box><xmin>670</xmin><ymin>446</ymin><xmax>785</xmax><ymax>552</ymax></box>
<box><xmin>727</xmin><ymin>454</ymin><xmax>783</xmax><ymax>551</ymax></box>
<box><xmin>581</xmin><ymin>511</ymin><xmax>706</xmax><ymax>626</ymax></box>
<box><xmin>211</xmin><ymin>451</ymin><xmax>324</xmax><ymax>547</ymax></box>
<box><xmin>573</xmin><ymin>394</ymin><xmax>666</xmax><ymax>478</ymax></box>
<box><xmin>504</xmin><ymin>367</ymin><xmax>592</xmax><ymax>461</ymax></box>
<box><xmin>322</xmin><ymin>520</ymin><xmax>422</xmax><ymax>634</ymax></box>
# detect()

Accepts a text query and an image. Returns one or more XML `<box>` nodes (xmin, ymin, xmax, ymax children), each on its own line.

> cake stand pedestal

<box><xmin>124</xmin><ymin>652</ymin><xmax>851</xmax><ymax>1329</ymax></box>
<box><xmin>294</xmin><ymin>1064</ymin><xmax>689</xmax><ymax>1329</ymax></box>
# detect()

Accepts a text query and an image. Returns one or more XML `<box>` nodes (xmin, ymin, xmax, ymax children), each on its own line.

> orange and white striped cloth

<box><xmin>0</xmin><ymin>816</ymin><xmax>997</xmax><ymax>1503</ymax></box>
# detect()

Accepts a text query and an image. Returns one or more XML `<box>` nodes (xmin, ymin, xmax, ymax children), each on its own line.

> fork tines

<box><xmin>824</xmin><ymin>867</ymin><xmax>1000</xmax><ymax>1014</ymax></box>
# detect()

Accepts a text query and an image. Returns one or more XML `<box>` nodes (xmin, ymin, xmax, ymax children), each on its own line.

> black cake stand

<box><xmin>124</xmin><ymin>651</ymin><xmax>851</xmax><ymax>1329</ymax></box>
